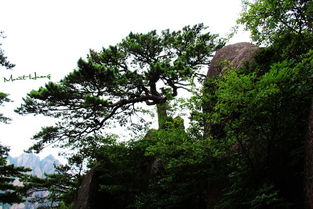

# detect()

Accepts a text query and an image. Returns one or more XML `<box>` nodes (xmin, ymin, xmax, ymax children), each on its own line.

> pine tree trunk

<box><xmin>156</xmin><ymin>102</ymin><xmax>168</xmax><ymax>129</ymax></box>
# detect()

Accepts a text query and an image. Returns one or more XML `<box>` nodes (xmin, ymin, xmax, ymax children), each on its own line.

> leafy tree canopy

<box><xmin>238</xmin><ymin>0</ymin><xmax>313</xmax><ymax>44</ymax></box>
<box><xmin>16</xmin><ymin>23</ymin><xmax>225</xmax><ymax>153</ymax></box>
<box><xmin>195</xmin><ymin>48</ymin><xmax>313</xmax><ymax>209</ymax></box>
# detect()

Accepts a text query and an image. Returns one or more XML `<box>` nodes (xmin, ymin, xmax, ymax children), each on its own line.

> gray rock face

<box><xmin>207</xmin><ymin>42</ymin><xmax>260</xmax><ymax>77</ymax></box>
<box><xmin>73</xmin><ymin>169</ymin><xmax>96</xmax><ymax>209</ymax></box>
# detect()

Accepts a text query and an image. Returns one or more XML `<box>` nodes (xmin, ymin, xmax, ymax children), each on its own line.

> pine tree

<box><xmin>0</xmin><ymin>32</ymin><xmax>30</xmax><ymax>205</ymax></box>
<box><xmin>17</xmin><ymin>24</ymin><xmax>225</xmax><ymax>153</ymax></box>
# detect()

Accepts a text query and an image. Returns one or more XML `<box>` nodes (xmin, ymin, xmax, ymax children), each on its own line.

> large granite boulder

<box><xmin>204</xmin><ymin>42</ymin><xmax>260</xmax><ymax>137</ymax></box>
<box><xmin>207</xmin><ymin>42</ymin><xmax>259</xmax><ymax>78</ymax></box>
<box><xmin>204</xmin><ymin>42</ymin><xmax>260</xmax><ymax>208</ymax></box>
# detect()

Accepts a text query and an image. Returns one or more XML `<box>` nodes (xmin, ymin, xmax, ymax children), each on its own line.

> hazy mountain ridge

<box><xmin>0</xmin><ymin>153</ymin><xmax>59</xmax><ymax>209</ymax></box>
<box><xmin>9</xmin><ymin>153</ymin><xmax>59</xmax><ymax>178</ymax></box>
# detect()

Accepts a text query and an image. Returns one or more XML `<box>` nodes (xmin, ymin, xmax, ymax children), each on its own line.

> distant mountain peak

<box><xmin>8</xmin><ymin>153</ymin><xmax>59</xmax><ymax>178</ymax></box>
<box><xmin>3</xmin><ymin>153</ymin><xmax>60</xmax><ymax>209</ymax></box>
<box><xmin>42</xmin><ymin>154</ymin><xmax>56</xmax><ymax>161</ymax></box>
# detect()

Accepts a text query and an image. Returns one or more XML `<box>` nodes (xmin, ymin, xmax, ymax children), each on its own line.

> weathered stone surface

<box><xmin>205</xmin><ymin>42</ymin><xmax>260</xmax><ymax>209</ymax></box>
<box><xmin>150</xmin><ymin>158</ymin><xmax>164</xmax><ymax>176</ymax></box>
<box><xmin>204</xmin><ymin>43</ymin><xmax>259</xmax><ymax>137</ymax></box>
<box><xmin>73</xmin><ymin>169</ymin><xmax>96</xmax><ymax>209</ymax></box>
<box><xmin>204</xmin><ymin>42</ymin><xmax>260</xmax><ymax>137</ymax></box>
<box><xmin>207</xmin><ymin>42</ymin><xmax>259</xmax><ymax>78</ymax></box>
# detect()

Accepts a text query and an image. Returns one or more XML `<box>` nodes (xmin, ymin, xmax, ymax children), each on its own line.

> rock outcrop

<box><xmin>73</xmin><ymin>169</ymin><xmax>96</xmax><ymax>209</ymax></box>
<box><xmin>205</xmin><ymin>42</ymin><xmax>260</xmax><ymax>208</ymax></box>
<box><xmin>204</xmin><ymin>42</ymin><xmax>260</xmax><ymax>137</ymax></box>
<box><xmin>205</xmin><ymin>42</ymin><xmax>313</xmax><ymax>209</ymax></box>
<box><xmin>207</xmin><ymin>42</ymin><xmax>259</xmax><ymax>78</ymax></box>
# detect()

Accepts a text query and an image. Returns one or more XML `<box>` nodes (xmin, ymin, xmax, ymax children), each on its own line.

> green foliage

<box><xmin>238</xmin><ymin>0</ymin><xmax>313</xmax><ymax>44</ymax></box>
<box><xmin>89</xmin><ymin>136</ymin><xmax>155</xmax><ymax>209</ymax></box>
<box><xmin>24</xmin><ymin>164</ymin><xmax>79</xmax><ymax>208</ymax></box>
<box><xmin>0</xmin><ymin>92</ymin><xmax>11</xmax><ymax>124</ymax></box>
<box><xmin>85</xmin><ymin>121</ymin><xmax>217</xmax><ymax>209</ymax></box>
<box><xmin>0</xmin><ymin>145</ymin><xmax>31</xmax><ymax>204</ymax></box>
<box><xmin>0</xmin><ymin>32</ymin><xmax>15</xmax><ymax>69</ymax></box>
<box><xmin>201</xmin><ymin>49</ymin><xmax>313</xmax><ymax>209</ymax></box>
<box><xmin>249</xmin><ymin>184</ymin><xmax>287</xmax><ymax>209</ymax></box>
<box><xmin>133</xmin><ymin>121</ymin><xmax>218</xmax><ymax>209</ymax></box>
